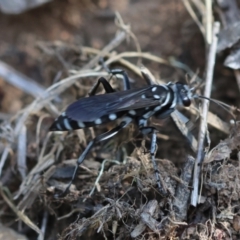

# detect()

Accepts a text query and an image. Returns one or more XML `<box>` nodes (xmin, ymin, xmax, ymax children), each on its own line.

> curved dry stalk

<box><xmin>82</xmin><ymin>13</ymin><xmax>132</xmax><ymax>70</ymax></box>
<box><xmin>115</xmin><ymin>11</ymin><xmax>142</xmax><ymax>64</ymax></box>
<box><xmin>182</xmin><ymin>0</ymin><xmax>205</xmax><ymax>37</ymax></box>
<box><xmin>36</xmin><ymin>113</ymin><xmax>51</xmax><ymax>158</ymax></box>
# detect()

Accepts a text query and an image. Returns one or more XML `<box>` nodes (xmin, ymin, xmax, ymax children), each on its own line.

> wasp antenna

<box><xmin>198</xmin><ymin>95</ymin><xmax>237</xmax><ymax>123</ymax></box>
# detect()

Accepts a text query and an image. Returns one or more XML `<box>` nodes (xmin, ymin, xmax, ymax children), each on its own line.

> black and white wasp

<box><xmin>50</xmin><ymin>69</ymin><xmax>196</xmax><ymax>196</ymax></box>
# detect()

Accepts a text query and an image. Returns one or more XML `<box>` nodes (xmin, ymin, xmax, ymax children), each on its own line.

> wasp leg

<box><xmin>109</xmin><ymin>69</ymin><xmax>131</xmax><ymax>90</ymax></box>
<box><xmin>111</xmin><ymin>67</ymin><xmax>155</xmax><ymax>89</ymax></box>
<box><xmin>139</xmin><ymin>126</ymin><xmax>167</xmax><ymax>196</ymax></box>
<box><xmin>89</xmin><ymin>77</ymin><xmax>115</xmax><ymax>96</ymax></box>
<box><xmin>55</xmin><ymin>117</ymin><xmax>132</xmax><ymax>197</ymax></box>
<box><xmin>99</xmin><ymin>58</ymin><xmax>131</xmax><ymax>90</ymax></box>
<box><xmin>89</xmin><ymin>68</ymin><xmax>132</xmax><ymax>95</ymax></box>
<box><xmin>140</xmin><ymin>66</ymin><xmax>155</xmax><ymax>86</ymax></box>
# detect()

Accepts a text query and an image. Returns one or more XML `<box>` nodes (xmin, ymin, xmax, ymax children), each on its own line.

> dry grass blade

<box><xmin>17</xmin><ymin>125</ymin><xmax>27</xmax><ymax>179</ymax></box>
<box><xmin>15</xmin><ymin>142</ymin><xmax>58</xmax><ymax>199</ymax></box>
<box><xmin>80</xmin><ymin>48</ymin><xmax>202</xmax><ymax>81</ymax></box>
<box><xmin>0</xmin><ymin>145</ymin><xmax>11</xmax><ymax>177</ymax></box>
<box><xmin>82</xmin><ymin>31</ymin><xmax>127</xmax><ymax>70</ymax></box>
<box><xmin>191</xmin><ymin>22</ymin><xmax>220</xmax><ymax>206</ymax></box>
<box><xmin>38</xmin><ymin>210</ymin><xmax>48</xmax><ymax>240</ymax></box>
<box><xmin>0</xmin><ymin>183</ymin><xmax>44</xmax><ymax>240</ymax></box>
<box><xmin>82</xmin><ymin>13</ymin><xmax>130</xmax><ymax>70</ymax></box>
<box><xmin>188</xmin><ymin>107</ymin><xmax>230</xmax><ymax>134</ymax></box>
<box><xmin>115</xmin><ymin>11</ymin><xmax>142</xmax><ymax>55</ymax></box>
<box><xmin>0</xmin><ymin>60</ymin><xmax>48</xmax><ymax>98</ymax></box>
<box><xmin>171</xmin><ymin>111</ymin><xmax>198</xmax><ymax>153</ymax></box>
<box><xmin>182</xmin><ymin>0</ymin><xmax>205</xmax><ymax>37</ymax></box>
<box><xmin>17</xmin><ymin>166</ymin><xmax>56</xmax><ymax>211</ymax></box>
<box><xmin>36</xmin><ymin>114</ymin><xmax>51</xmax><ymax>157</ymax></box>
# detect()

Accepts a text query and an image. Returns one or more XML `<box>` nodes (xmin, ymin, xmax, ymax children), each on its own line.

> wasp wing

<box><xmin>66</xmin><ymin>87</ymin><xmax>165</xmax><ymax>122</ymax></box>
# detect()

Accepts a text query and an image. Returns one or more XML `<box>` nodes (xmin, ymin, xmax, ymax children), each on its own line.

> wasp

<box><xmin>50</xmin><ymin>69</ymin><xmax>195</xmax><ymax>196</ymax></box>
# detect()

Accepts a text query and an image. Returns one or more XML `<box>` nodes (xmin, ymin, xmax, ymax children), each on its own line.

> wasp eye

<box><xmin>182</xmin><ymin>96</ymin><xmax>191</xmax><ymax>106</ymax></box>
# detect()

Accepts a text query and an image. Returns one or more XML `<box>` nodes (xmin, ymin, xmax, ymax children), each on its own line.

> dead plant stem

<box><xmin>191</xmin><ymin>22</ymin><xmax>220</xmax><ymax>206</ymax></box>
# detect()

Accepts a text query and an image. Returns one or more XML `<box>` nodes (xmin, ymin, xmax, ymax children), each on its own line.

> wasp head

<box><xmin>174</xmin><ymin>82</ymin><xmax>195</xmax><ymax>107</ymax></box>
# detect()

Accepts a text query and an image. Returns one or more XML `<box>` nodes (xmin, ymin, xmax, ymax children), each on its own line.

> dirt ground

<box><xmin>0</xmin><ymin>0</ymin><xmax>240</xmax><ymax>239</ymax></box>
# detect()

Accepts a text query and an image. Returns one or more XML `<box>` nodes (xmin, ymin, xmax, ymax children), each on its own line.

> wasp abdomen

<box><xmin>49</xmin><ymin>111</ymin><xmax>126</xmax><ymax>131</ymax></box>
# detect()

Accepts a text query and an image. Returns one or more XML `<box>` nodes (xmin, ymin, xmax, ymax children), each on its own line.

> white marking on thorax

<box><xmin>169</xmin><ymin>84</ymin><xmax>177</xmax><ymax>108</ymax></box>
<box><xmin>170</xmin><ymin>92</ymin><xmax>177</xmax><ymax>108</ymax></box>
<box><xmin>161</xmin><ymin>92</ymin><xmax>171</xmax><ymax>107</ymax></box>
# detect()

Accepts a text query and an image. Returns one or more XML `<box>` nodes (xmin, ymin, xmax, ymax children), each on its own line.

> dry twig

<box><xmin>191</xmin><ymin>22</ymin><xmax>220</xmax><ymax>206</ymax></box>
